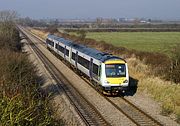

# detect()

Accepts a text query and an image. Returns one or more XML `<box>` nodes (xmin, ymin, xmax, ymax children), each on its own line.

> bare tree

<box><xmin>0</xmin><ymin>10</ymin><xmax>18</xmax><ymax>23</ymax></box>
<box><xmin>0</xmin><ymin>10</ymin><xmax>20</xmax><ymax>51</ymax></box>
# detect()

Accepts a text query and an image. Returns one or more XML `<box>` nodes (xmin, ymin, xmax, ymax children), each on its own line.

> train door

<box><xmin>98</xmin><ymin>65</ymin><xmax>101</xmax><ymax>81</ymax></box>
<box><xmin>70</xmin><ymin>47</ymin><xmax>73</xmax><ymax>63</ymax></box>
<box><xmin>89</xmin><ymin>58</ymin><xmax>93</xmax><ymax>79</ymax></box>
<box><xmin>64</xmin><ymin>46</ymin><xmax>66</xmax><ymax>60</ymax></box>
<box><xmin>75</xmin><ymin>51</ymin><xmax>78</xmax><ymax>68</ymax></box>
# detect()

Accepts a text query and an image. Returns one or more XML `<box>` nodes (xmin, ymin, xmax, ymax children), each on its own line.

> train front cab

<box><xmin>101</xmin><ymin>59</ymin><xmax>129</xmax><ymax>93</ymax></box>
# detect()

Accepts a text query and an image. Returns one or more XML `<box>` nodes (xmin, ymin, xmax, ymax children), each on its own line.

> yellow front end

<box><xmin>106</xmin><ymin>77</ymin><xmax>127</xmax><ymax>85</ymax></box>
<box><xmin>102</xmin><ymin>59</ymin><xmax>129</xmax><ymax>92</ymax></box>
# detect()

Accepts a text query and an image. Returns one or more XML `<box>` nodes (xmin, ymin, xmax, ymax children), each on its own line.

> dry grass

<box><xmin>139</xmin><ymin>77</ymin><xmax>180</xmax><ymax>121</ymax></box>
<box><xmin>128</xmin><ymin>57</ymin><xmax>180</xmax><ymax>122</ymax></box>
<box><xmin>30</xmin><ymin>29</ymin><xmax>49</xmax><ymax>40</ymax></box>
<box><xmin>30</xmin><ymin>28</ymin><xmax>180</xmax><ymax>122</ymax></box>
<box><xmin>127</xmin><ymin>57</ymin><xmax>149</xmax><ymax>79</ymax></box>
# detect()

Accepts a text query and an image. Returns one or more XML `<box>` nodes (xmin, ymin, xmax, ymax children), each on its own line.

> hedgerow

<box><xmin>0</xmin><ymin>23</ymin><xmax>63</xmax><ymax>126</ymax></box>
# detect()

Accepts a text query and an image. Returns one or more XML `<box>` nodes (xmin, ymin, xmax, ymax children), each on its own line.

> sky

<box><xmin>0</xmin><ymin>0</ymin><xmax>180</xmax><ymax>20</ymax></box>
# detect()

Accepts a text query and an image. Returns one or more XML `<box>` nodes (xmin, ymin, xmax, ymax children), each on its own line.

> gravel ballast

<box><xmin>21</xmin><ymin>34</ymin><xmax>85</xmax><ymax>126</ymax></box>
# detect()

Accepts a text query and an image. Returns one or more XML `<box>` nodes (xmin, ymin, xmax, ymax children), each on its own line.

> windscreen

<box><xmin>105</xmin><ymin>64</ymin><xmax>126</xmax><ymax>77</ymax></box>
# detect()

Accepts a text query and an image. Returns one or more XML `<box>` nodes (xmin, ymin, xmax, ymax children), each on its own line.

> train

<box><xmin>46</xmin><ymin>34</ymin><xmax>129</xmax><ymax>94</ymax></box>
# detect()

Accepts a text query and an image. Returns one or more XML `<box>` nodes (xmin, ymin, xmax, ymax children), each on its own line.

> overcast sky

<box><xmin>0</xmin><ymin>0</ymin><xmax>180</xmax><ymax>20</ymax></box>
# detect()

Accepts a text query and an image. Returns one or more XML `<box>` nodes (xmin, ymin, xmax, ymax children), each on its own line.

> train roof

<box><xmin>47</xmin><ymin>34</ymin><xmax>125</xmax><ymax>62</ymax></box>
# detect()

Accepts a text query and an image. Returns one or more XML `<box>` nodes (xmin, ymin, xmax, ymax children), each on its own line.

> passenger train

<box><xmin>46</xmin><ymin>34</ymin><xmax>129</xmax><ymax>94</ymax></box>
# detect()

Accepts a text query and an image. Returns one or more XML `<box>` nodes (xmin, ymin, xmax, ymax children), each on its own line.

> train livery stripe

<box><xmin>105</xmin><ymin>60</ymin><xmax>125</xmax><ymax>64</ymax></box>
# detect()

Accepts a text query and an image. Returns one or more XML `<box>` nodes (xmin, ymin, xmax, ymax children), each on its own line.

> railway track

<box><xmin>19</xmin><ymin>27</ymin><xmax>110</xmax><ymax>126</ymax></box>
<box><xmin>21</xmin><ymin>27</ymin><xmax>164</xmax><ymax>126</ymax></box>
<box><xmin>106</xmin><ymin>97</ymin><xmax>163</xmax><ymax>126</ymax></box>
<box><xmin>82</xmin><ymin>78</ymin><xmax>163</xmax><ymax>126</ymax></box>
<box><xmin>80</xmin><ymin>77</ymin><xmax>163</xmax><ymax>126</ymax></box>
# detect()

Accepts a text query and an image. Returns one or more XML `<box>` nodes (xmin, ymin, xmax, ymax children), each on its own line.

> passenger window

<box><xmin>98</xmin><ymin>65</ymin><xmax>101</xmax><ymax>77</ymax></box>
<box><xmin>93</xmin><ymin>64</ymin><xmax>98</xmax><ymax>75</ymax></box>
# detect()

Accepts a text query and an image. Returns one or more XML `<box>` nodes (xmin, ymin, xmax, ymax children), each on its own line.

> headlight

<box><xmin>123</xmin><ymin>80</ymin><xmax>128</xmax><ymax>83</ymax></box>
<box><xmin>104</xmin><ymin>80</ymin><xmax>110</xmax><ymax>84</ymax></box>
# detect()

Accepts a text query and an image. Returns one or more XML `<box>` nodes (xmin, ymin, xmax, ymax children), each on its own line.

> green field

<box><xmin>83</xmin><ymin>32</ymin><xmax>180</xmax><ymax>55</ymax></box>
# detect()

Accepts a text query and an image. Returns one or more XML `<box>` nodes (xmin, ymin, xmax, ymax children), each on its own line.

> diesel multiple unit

<box><xmin>46</xmin><ymin>34</ymin><xmax>129</xmax><ymax>93</ymax></box>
